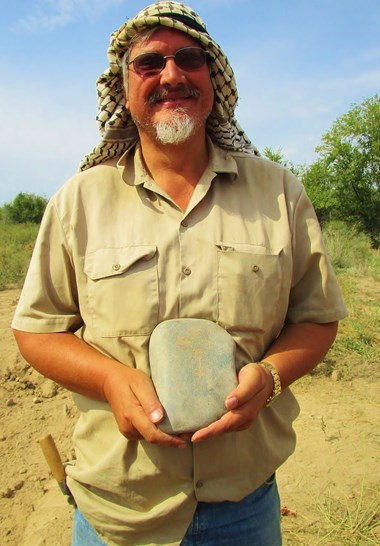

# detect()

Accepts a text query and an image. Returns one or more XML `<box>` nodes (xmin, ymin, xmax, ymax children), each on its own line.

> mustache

<box><xmin>148</xmin><ymin>86</ymin><xmax>201</xmax><ymax>104</ymax></box>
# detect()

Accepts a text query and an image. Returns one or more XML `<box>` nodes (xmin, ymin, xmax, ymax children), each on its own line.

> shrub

<box><xmin>1</xmin><ymin>193</ymin><xmax>48</xmax><ymax>224</ymax></box>
<box><xmin>322</xmin><ymin>221</ymin><xmax>376</xmax><ymax>274</ymax></box>
<box><xmin>0</xmin><ymin>223</ymin><xmax>39</xmax><ymax>290</ymax></box>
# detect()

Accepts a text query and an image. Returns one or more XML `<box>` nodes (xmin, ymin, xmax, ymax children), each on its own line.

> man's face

<box><xmin>125</xmin><ymin>28</ymin><xmax>214</xmax><ymax>144</ymax></box>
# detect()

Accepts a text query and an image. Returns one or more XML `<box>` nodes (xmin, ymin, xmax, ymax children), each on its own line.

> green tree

<box><xmin>302</xmin><ymin>160</ymin><xmax>337</xmax><ymax>224</ymax></box>
<box><xmin>262</xmin><ymin>147</ymin><xmax>304</xmax><ymax>178</ymax></box>
<box><xmin>2</xmin><ymin>193</ymin><xmax>48</xmax><ymax>224</ymax></box>
<box><xmin>305</xmin><ymin>95</ymin><xmax>380</xmax><ymax>246</ymax></box>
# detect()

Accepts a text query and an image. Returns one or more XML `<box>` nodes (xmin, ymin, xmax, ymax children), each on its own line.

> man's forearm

<box><xmin>260</xmin><ymin>321</ymin><xmax>338</xmax><ymax>390</ymax></box>
<box><xmin>13</xmin><ymin>329</ymin><xmax>187</xmax><ymax>447</ymax></box>
<box><xmin>12</xmin><ymin>330</ymin><xmax>123</xmax><ymax>400</ymax></box>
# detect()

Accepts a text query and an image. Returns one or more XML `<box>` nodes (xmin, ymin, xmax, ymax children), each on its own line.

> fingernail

<box><xmin>150</xmin><ymin>409</ymin><xmax>162</xmax><ymax>423</ymax></box>
<box><xmin>225</xmin><ymin>396</ymin><xmax>239</xmax><ymax>410</ymax></box>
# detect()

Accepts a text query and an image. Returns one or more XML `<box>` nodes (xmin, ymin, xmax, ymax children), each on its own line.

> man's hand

<box><xmin>189</xmin><ymin>321</ymin><xmax>340</xmax><ymax>443</ymax></box>
<box><xmin>190</xmin><ymin>363</ymin><xmax>273</xmax><ymax>443</ymax></box>
<box><xmin>103</xmin><ymin>366</ymin><xmax>188</xmax><ymax>448</ymax></box>
<box><xmin>13</xmin><ymin>330</ymin><xmax>188</xmax><ymax>449</ymax></box>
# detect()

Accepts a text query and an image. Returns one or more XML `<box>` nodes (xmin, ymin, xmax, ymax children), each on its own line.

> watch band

<box><xmin>259</xmin><ymin>361</ymin><xmax>282</xmax><ymax>406</ymax></box>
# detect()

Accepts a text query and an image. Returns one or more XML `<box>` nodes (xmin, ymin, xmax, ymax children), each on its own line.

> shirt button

<box><xmin>183</xmin><ymin>267</ymin><xmax>192</xmax><ymax>276</ymax></box>
<box><xmin>252</xmin><ymin>265</ymin><xmax>260</xmax><ymax>272</ymax></box>
<box><xmin>181</xmin><ymin>220</ymin><xmax>188</xmax><ymax>227</ymax></box>
<box><xmin>195</xmin><ymin>480</ymin><xmax>204</xmax><ymax>488</ymax></box>
<box><xmin>112</xmin><ymin>264</ymin><xmax>121</xmax><ymax>271</ymax></box>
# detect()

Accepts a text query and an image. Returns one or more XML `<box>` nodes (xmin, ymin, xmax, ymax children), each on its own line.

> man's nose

<box><xmin>159</xmin><ymin>57</ymin><xmax>187</xmax><ymax>86</ymax></box>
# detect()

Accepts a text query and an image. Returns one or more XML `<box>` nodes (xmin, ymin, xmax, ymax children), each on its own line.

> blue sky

<box><xmin>1</xmin><ymin>0</ymin><xmax>379</xmax><ymax>204</ymax></box>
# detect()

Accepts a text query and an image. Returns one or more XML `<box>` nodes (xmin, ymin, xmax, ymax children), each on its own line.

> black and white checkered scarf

<box><xmin>79</xmin><ymin>1</ymin><xmax>258</xmax><ymax>171</ymax></box>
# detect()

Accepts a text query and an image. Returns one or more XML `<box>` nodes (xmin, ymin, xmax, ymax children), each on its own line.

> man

<box><xmin>12</xmin><ymin>2</ymin><xmax>347</xmax><ymax>545</ymax></box>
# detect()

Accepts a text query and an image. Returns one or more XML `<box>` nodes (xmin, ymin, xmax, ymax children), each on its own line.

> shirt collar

<box><xmin>117</xmin><ymin>138</ymin><xmax>238</xmax><ymax>187</ymax></box>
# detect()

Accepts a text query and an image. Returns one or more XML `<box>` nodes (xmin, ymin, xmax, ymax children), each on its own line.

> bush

<box><xmin>0</xmin><ymin>223</ymin><xmax>39</xmax><ymax>290</ymax></box>
<box><xmin>322</xmin><ymin>221</ymin><xmax>378</xmax><ymax>275</ymax></box>
<box><xmin>1</xmin><ymin>193</ymin><xmax>48</xmax><ymax>224</ymax></box>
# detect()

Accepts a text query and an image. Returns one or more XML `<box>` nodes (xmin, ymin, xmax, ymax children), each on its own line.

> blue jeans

<box><xmin>72</xmin><ymin>475</ymin><xmax>282</xmax><ymax>546</ymax></box>
<box><xmin>72</xmin><ymin>508</ymin><xmax>107</xmax><ymax>546</ymax></box>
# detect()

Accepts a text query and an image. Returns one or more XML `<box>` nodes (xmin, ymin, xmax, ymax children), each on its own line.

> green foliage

<box><xmin>322</xmin><ymin>221</ymin><xmax>377</xmax><ymax>273</ymax></box>
<box><xmin>262</xmin><ymin>147</ymin><xmax>286</xmax><ymax>164</ymax></box>
<box><xmin>302</xmin><ymin>160</ymin><xmax>337</xmax><ymax>223</ymax></box>
<box><xmin>0</xmin><ymin>223</ymin><xmax>39</xmax><ymax>290</ymax></box>
<box><xmin>1</xmin><ymin>192</ymin><xmax>48</xmax><ymax>224</ymax></box>
<box><xmin>304</xmin><ymin>95</ymin><xmax>380</xmax><ymax>245</ymax></box>
<box><xmin>262</xmin><ymin>147</ymin><xmax>304</xmax><ymax>178</ymax></box>
<box><xmin>313</xmin><ymin>221</ymin><xmax>380</xmax><ymax>381</ymax></box>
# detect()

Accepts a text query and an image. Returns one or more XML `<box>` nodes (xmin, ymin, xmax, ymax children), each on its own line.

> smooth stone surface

<box><xmin>149</xmin><ymin>319</ymin><xmax>238</xmax><ymax>434</ymax></box>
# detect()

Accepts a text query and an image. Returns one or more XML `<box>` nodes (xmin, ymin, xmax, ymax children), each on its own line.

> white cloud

<box><xmin>191</xmin><ymin>0</ymin><xmax>247</xmax><ymax>5</ymax></box>
<box><xmin>0</xmin><ymin>82</ymin><xmax>96</xmax><ymax>154</ymax></box>
<box><xmin>0</xmin><ymin>82</ymin><xmax>99</xmax><ymax>203</ymax></box>
<box><xmin>233</xmin><ymin>51</ymin><xmax>380</xmax><ymax>166</ymax></box>
<box><xmin>320</xmin><ymin>68</ymin><xmax>380</xmax><ymax>92</ymax></box>
<box><xmin>17</xmin><ymin>0</ymin><xmax>123</xmax><ymax>31</ymax></box>
<box><xmin>346</xmin><ymin>47</ymin><xmax>380</xmax><ymax>66</ymax></box>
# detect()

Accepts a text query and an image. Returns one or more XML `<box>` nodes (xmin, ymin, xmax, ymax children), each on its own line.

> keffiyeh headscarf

<box><xmin>79</xmin><ymin>1</ymin><xmax>258</xmax><ymax>171</ymax></box>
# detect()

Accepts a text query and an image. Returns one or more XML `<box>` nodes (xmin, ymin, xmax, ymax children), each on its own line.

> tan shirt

<box><xmin>13</xmin><ymin>141</ymin><xmax>347</xmax><ymax>546</ymax></box>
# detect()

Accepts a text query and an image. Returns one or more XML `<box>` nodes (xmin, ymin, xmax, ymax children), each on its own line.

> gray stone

<box><xmin>149</xmin><ymin>319</ymin><xmax>238</xmax><ymax>434</ymax></box>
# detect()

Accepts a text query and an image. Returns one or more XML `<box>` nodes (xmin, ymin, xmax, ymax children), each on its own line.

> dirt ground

<box><xmin>1</xmin><ymin>288</ymin><xmax>379</xmax><ymax>546</ymax></box>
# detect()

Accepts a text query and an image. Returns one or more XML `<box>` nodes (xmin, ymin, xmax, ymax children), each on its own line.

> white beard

<box><xmin>154</xmin><ymin>108</ymin><xmax>196</xmax><ymax>145</ymax></box>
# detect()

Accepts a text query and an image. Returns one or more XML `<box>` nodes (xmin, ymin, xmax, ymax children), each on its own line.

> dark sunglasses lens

<box><xmin>176</xmin><ymin>48</ymin><xmax>206</xmax><ymax>70</ymax></box>
<box><xmin>132</xmin><ymin>48</ymin><xmax>207</xmax><ymax>75</ymax></box>
<box><xmin>134</xmin><ymin>53</ymin><xmax>163</xmax><ymax>74</ymax></box>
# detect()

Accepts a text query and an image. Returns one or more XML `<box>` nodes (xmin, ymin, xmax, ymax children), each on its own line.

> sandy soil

<box><xmin>1</xmin><ymin>288</ymin><xmax>379</xmax><ymax>545</ymax></box>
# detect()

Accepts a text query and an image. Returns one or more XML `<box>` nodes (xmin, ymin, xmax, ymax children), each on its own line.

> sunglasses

<box><xmin>128</xmin><ymin>46</ymin><xmax>208</xmax><ymax>77</ymax></box>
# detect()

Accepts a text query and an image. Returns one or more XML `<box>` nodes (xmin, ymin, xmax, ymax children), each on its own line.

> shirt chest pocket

<box><xmin>84</xmin><ymin>246</ymin><xmax>158</xmax><ymax>337</ymax></box>
<box><xmin>216</xmin><ymin>244</ymin><xmax>283</xmax><ymax>331</ymax></box>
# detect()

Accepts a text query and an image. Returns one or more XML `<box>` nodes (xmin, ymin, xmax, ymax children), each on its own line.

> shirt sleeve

<box><xmin>286</xmin><ymin>184</ymin><xmax>348</xmax><ymax>324</ymax></box>
<box><xmin>12</xmin><ymin>199</ymin><xmax>83</xmax><ymax>333</ymax></box>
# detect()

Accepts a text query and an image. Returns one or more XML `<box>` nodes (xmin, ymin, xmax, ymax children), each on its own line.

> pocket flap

<box><xmin>84</xmin><ymin>245</ymin><xmax>157</xmax><ymax>280</ymax></box>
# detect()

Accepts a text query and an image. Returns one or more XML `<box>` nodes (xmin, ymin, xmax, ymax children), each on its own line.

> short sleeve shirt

<box><xmin>12</xmin><ymin>141</ymin><xmax>347</xmax><ymax>546</ymax></box>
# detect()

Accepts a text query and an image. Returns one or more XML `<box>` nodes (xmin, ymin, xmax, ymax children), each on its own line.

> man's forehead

<box><xmin>130</xmin><ymin>27</ymin><xmax>200</xmax><ymax>53</ymax></box>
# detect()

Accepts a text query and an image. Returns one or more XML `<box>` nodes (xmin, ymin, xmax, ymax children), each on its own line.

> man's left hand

<box><xmin>190</xmin><ymin>362</ymin><xmax>273</xmax><ymax>443</ymax></box>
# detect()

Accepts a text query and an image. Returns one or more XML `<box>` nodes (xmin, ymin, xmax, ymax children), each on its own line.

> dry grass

<box><xmin>314</xmin><ymin>486</ymin><xmax>380</xmax><ymax>545</ymax></box>
<box><xmin>313</xmin><ymin>239</ymin><xmax>380</xmax><ymax>381</ymax></box>
<box><xmin>282</xmin><ymin>486</ymin><xmax>380</xmax><ymax>545</ymax></box>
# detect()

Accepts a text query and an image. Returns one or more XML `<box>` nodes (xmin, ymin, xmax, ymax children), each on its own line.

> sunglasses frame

<box><xmin>128</xmin><ymin>46</ymin><xmax>208</xmax><ymax>76</ymax></box>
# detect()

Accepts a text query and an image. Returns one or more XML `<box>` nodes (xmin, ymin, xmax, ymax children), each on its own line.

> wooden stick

<box><xmin>39</xmin><ymin>434</ymin><xmax>72</xmax><ymax>498</ymax></box>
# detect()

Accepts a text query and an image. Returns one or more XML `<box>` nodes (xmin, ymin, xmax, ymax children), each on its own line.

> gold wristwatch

<box><xmin>259</xmin><ymin>361</ymin><xmax>282</xmax><ymax>406</ymax></box>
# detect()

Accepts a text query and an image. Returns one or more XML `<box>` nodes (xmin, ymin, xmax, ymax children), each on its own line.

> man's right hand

<box><xmin>102</xmin><ymin>366</ymin><xmax>188</xmax><ymax>448</ymax></box>
<box><xmin>13</xmin><ymin>330</ymin><xmax>187</xmax><ymax>449</ymax></box>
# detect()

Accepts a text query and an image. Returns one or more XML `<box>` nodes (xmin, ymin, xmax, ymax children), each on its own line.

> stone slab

<box><xmin>149</xmin><ymin>319</ymin><xmax>238</xmax><ymax>434</ymax></box>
